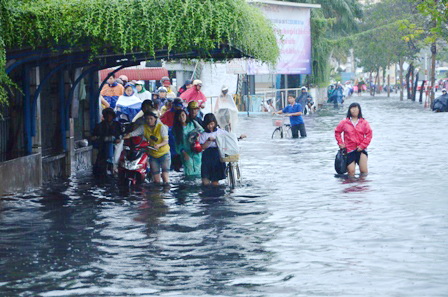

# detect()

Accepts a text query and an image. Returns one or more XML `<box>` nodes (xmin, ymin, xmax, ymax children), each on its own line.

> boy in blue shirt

<box><xmin>273</xmin><ymin>95</ymin><xmax>307</xmax><ymax>138</ymax></box>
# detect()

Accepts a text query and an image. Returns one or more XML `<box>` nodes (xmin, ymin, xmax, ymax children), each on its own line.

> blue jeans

<box><xmin>150</xmin><ymin>152</ymin><xmax>171</xmax><ymax>175</ymax></box>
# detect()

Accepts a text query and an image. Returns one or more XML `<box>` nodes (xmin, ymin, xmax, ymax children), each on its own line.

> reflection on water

<box><xmin>1</xmin><ymin>96</ymin><xmax>448</xmax><ymax>296</ymax></box>
<box><xmin>338</xmin><ymin>175</ymin><xmax>371</xmax><ymax>193</ymax></box>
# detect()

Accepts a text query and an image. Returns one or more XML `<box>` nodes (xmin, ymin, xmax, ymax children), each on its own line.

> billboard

<box><xmin>247</xmin><ymin>2</ymin><xmax>312</xmax><ymax>75</ymax></box>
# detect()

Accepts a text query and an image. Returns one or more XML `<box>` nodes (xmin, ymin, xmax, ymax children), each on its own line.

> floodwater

<box><xmin>1</xmin><ymin>95</ymin><xmax>448</xmax><ymax>297</ymax></box>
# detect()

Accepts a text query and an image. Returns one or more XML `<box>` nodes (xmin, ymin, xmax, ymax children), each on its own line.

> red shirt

<box><xmin>335</xmin><ymin>118</ymin><xmax>372</xmax><ymax>152</ymax></box>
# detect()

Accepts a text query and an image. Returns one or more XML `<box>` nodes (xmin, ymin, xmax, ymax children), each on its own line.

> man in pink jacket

<box><xmin>335</xmin><ymin>102</ymin><xmax>372</xmax><ymax>177</ymax></box>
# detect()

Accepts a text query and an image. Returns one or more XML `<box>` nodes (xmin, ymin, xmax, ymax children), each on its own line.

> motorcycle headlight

<box><xmin>123</xmin><ymin>159</ymin><xmax>142</xmax><ymax>170</ymax></box>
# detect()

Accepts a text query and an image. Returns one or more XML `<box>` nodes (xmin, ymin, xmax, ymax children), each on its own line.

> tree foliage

<box><xmin>0</xmin><ymin>0</ymin><xmax>280</xmax><ymax>105</ymax></box>
<box><xmin>353</xmin><ymin>0</ymin><xmax>420</xmax><ymax>73</ymax></box>
<box><xmin>284</xmin><ymin>0</ymin><xmax>363</xmax><ymax>86</ymax></box>
<box><xmin>309</xmin><ymin>0</ymin><xmax>363</xmax><ymax>37</ymax></box>
<box><xmin>413</xmin><ymin>0</ymin><xmax>448</xmax><ymax>43</ymax></box>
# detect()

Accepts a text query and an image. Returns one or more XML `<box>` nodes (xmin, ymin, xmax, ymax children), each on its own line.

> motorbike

<box><xmin>117</xmin><ymin>135</ymin><xmax>151</xmax><ymax>187</ymax></box>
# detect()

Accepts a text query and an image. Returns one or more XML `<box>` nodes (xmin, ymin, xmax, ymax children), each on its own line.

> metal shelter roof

<box><xmin>99</xmin><ymin>68</ymin><xmax>169</xmax><ymax>81</ymax></box>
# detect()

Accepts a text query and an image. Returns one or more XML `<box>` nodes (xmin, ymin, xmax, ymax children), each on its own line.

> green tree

<box><xmin>353</xmin><ymin>0</ymin><xmax>421</xmax><ymax>100</ymax></box>
<box><xmin>409</xmin><ymin>0</ymin><xmax>448</xmax><ymax>103</ymax></box>
<box><xmin>0</xmin><ymin>0</ymin><xmax>279</xmax><ymax>106</ymax></box>
<box><xmin>282</xmin><ymin>0</ymin><xmax>363</xmax><ymax>86</ymax></box>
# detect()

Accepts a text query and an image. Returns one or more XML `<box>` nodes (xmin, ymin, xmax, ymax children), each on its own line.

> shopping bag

<box><xmin>216</xmin><ymin>131</ymin><xmax>239</xmax><ymax>161</ymax></box>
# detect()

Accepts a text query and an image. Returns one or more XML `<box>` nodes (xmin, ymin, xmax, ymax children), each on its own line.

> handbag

<box><xmin>334</xmin><ymin>149</ymin><xmax>347</xmax><ymax>174</ymax></box>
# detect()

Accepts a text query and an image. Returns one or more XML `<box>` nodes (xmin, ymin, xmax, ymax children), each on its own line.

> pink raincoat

<box><xmin>180</xmin><ymin>87</ymin><xmax>207</xmax><ymax>105</ymax></box>
<box><xmin>335</xmin><ymin>118</ymin><xmax>372</xmax><ymax>152</ymax></box>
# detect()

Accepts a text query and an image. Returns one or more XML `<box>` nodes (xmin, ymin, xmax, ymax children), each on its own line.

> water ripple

<box><xmin>1</xmin><ymin>96</ymin><xmax>448</xmax><ymax>296</ymax></box>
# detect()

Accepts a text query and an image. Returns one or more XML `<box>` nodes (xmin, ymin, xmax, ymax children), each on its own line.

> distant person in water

<box><xmin>273</xmin><ymin>94</ymin><xmax>306</xmax><ymax>138</ymax></box>
<box><xmin>334</xmin><ymin>102</ymin><xmax>372</xmax><ymax>177</ymax></box>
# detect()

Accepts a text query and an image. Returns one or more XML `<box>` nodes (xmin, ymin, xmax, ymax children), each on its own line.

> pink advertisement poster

<box><xmin>247</xmin><ymin>4</ymin><xmax>312</xmax><ymax>75</ymax></box>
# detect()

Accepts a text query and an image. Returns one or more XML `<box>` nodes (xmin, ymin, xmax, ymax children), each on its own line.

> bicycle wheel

<box><xmin>227</xmin><ymin>162</ymin><xmax>236</xmax><ymax>188</ymax></box>
<box><xmin>284</xmin><ymin>125</ymin><xmax>292</xmax><ymax>138</ymax></box>
<box><xmin>272</xmin><ymin>127</ymin><xmax>283</xmax><ymax>139</ymax></box>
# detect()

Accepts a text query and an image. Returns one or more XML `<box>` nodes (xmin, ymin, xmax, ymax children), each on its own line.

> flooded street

<box><xmin>1</xmin><ymin>95</ymin><xmax>448</xmax><ymax>297</ymax></box>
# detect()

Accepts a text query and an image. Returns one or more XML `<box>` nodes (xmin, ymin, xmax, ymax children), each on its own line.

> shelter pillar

<box><xmin>32</xmin><ymin>67</ymin><xmax>42</xmax><ymax>155</ymax></box>
<box><xmin>23</xmin><ymin>65</ymin><xmax>32</xmax><ymax>155</ymax></box>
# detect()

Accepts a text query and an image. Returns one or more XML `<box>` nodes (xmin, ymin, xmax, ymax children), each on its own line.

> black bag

<box><xmin>334</xmin><ymin>149</ymin><xmax>347</xmax><ymax>174</ymax></box>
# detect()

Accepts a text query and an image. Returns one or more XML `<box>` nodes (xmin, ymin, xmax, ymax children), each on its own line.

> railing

<box><xmin>243</xmin><ymin>88</ymin><xmax>304</xmax><ymax>113</ymax></box>
<box><xmin>205</xmin><ymin>88</ymin><xmax>305</xmax><ymax>115</ymax></box>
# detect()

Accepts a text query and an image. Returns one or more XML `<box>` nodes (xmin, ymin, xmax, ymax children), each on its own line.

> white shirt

<box><xmin>199</xmin><ymin>128</ymin><xmax>227</xmax><ymax>148</ymax></box>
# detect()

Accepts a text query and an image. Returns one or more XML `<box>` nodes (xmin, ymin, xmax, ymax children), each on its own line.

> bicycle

<box><xmin>222</xmin><ymin>154</ymin><xmax>241</xmax><ymax>188</ymax></box>
<box><xmin>271</xmin><ymin>117</ymin><xmax>291</xmax><ymax>139</ymax></box>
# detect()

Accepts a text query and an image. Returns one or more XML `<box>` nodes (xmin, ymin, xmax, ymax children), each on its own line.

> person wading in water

<box><xmin>335</xmin><ymin>102</ymin><xmax>373</xmax><ymax>177</ymax></box>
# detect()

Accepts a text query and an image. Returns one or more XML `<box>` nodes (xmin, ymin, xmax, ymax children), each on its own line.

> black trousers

<box><xmin>291</xmin><ymin>124</ymin><xmax>306</xmax><ymax>138</ymax></box>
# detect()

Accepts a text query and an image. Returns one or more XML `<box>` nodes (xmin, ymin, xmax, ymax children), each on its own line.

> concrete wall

<box><xmin>0</xmin><ymin>153</ymin><xmax>42</xmax><ymax>196</ymax></box>
<box><xmin>42</xmin><ymin>154</ymin><xmax>66</xmax><ymax>182</ymax></box>
<box><xmin>310</xmin><ymin>87</ymin><xmax>328</xmax><ymax>107</ymax></box>
<box><xmin>74</xmin><ymin>146</ymin><xmax>92</xmax><ymax>172</ymax></box>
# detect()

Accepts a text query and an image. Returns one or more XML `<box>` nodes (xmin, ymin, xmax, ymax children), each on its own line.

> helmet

<box><xmin>160</xmin><ymin>76</ymin><xmax>170</xmax><ymax>83</ymax></box>
<box><xmin>142</xmin><ymin>99</ymin><xmax>154</xmax><ymax>109</ymax></box>
<box><xmin>188</xmin><ymin>101</ymin><xmax>200</xmax><ymax>109</ymax></box>
<box><xmin>222</xmin><ymin>85</ymin><xmax>229</xmax><ymax>91</ymax></box>
<box><xmin>157</xmin><ymin>87</ymin><xmax>167</xmax><ymax>93</ymax></box>
<box><xmin>184</xmin><ymin>79</ymin><xmax>193</xmax><ymax>85</ymax></box>
<box><xmin>443</xmin><ymin>88</ymin><xmax>447</xmax><ymax>93</ymax></box>
<box><xmin>143</xmin><ymin>111</ymin><xmax>158</xmax><ymax>119</ymax></box>
<box><xmin>118</xmin><ymin>75</ymin><xmax>128</xmax><ymax>82</ymax></box>
<box><xmin>173</xmin><ymin>98</ymin><xmax>184</xmax><ymax>107</ymax></box>
<box><xmin>135</xmin><ymin>80</ymin><xmax>145</xmax><ymax>85</ymax></box>
<box><xmin>192</xmin><ymin>140</ymin><xmax>203</xmax><ymax>153</ymax></box>
<box><xmin>193</xmin><ymin>79</ymin><xmax>202</xmax><ymax>86</ymax></box>
<box><xmin>301</xmin><ymin>86</ymin><xmax>307</xmax><ymax>91</ymax></box>
<box><xmin>102</xmin><ymin>107</ymin><xmax>116</xmax><ymax>118</ymax></box>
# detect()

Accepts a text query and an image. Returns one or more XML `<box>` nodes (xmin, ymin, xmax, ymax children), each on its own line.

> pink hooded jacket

<box><xmin>179</xmin><ymin>87</ymin><xmax>207</xmax><ymax>105</ymax></box>
<box><xmin>335</xmin><ymin>118</ymin><xmax>372</xmax><ymax>152</ymax></box>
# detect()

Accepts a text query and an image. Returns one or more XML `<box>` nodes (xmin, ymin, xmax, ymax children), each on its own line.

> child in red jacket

<box><xmin>335</xmin><ymin>103</ymin><xmax>372</xmax><ymax>177</ymax></box>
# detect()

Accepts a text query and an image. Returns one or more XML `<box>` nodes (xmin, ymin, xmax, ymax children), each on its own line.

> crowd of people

<box><xmin>94</xmin><ymin>73</ymin><xmax>377</xmax><ymax>181</ymax></box>
<box><xmin>93</xmin><ymin>74</ymin><xmax>242</xmax><ymax>186</ymax></box>
<box><xmin>327</xmin><ymin>82</ymin><xmax>355</xmax><ymax>109</ymax></box>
